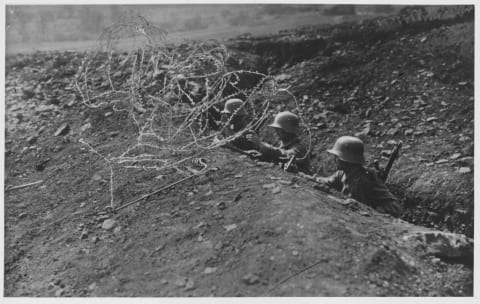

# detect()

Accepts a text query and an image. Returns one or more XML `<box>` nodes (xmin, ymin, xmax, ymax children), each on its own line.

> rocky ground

<box><xmin>227</xmin><ymin>6</ymin><xmax>474</xmax><ymax>237</ymax></box>
<box><xmin>4</xmin><ymin>6</ymin><xmax>475</xmax><ymax>297</ymax></box>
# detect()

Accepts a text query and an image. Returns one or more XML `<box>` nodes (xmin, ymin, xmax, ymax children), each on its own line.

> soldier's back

<box><xmin>343</xmin><ymin>167</ymin><xmax>401</xmax><ymax>216</ymax></box>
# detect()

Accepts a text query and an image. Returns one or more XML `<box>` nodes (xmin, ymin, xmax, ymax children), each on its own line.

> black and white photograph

<box><xmin>2</xmin><ymin>1</ymin><xmax>477</xmax><ymax>300</ymax></box>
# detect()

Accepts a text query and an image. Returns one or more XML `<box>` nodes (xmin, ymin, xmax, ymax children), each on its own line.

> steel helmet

<box><xmin>327</xmin><ymin>136</ymin><xmax>365</xmax><ymax>165</ymax></box>
<box><xmin>221</xmin><ymin>98</ymin><xmax>247</xmax><ymax>116</ymax></box>
<box><xmin>268</xmin><ymin>111</ymin><xmax>300</xmax><ymax>134</ymax></box>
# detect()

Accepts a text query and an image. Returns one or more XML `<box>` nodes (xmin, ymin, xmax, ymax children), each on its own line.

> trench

<box><xmin>228</xmin><ymin>37</ymin><xmax>327</xmax><ymax>73</ymax></box>
<box><xmin>225</xmin><ymin>11</ymin><xmax>474</xmax><ymax>238</ymax></box>
<box><xmin>213</xmin><ymin>70</ymin><xmax>474</xmax><ymax>238</ymax></box>
<box><xmin>307</xmin><ymin>152</ymin><xmax>474</xmax><ymax>238</ymax></box>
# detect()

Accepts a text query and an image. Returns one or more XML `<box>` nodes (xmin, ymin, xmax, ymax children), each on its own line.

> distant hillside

<box><xmin>6</xmin><ymin>4</ymin><xmax>401</xmax><ymax>44</ymax></box>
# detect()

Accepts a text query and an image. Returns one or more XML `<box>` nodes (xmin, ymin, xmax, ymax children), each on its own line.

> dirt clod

<box><xmin>54</xmin><ymin>123</ymin><xmax>70</xmax><ymax>136</ymax></box>
<box><xmin>101</xmin><ymin>219</ymin><xmax>117</xmax><ymax>231</ymax></box>
<box><xmin>80</xmin><ymin>231</ymin><xmax>88</xmax><ymax>239</ymax></box>
<box><xmin>224</xmin><ymin>224</ymin><xmax>237</xmax><ymax>232</ymax></box>
<box><xmin>458</xmin><ymin>167</ymin><xmax>471</xmax><ymax>174</ymax></box>
<box><xmin>204</xmin><ymin>267</ymin><xmax>217</xmax><ymax>274</ymax></box>
<box><xmin>242</xmin><ymin>273</ymin><xmax>260</xmax><ymax>285</ymax></box>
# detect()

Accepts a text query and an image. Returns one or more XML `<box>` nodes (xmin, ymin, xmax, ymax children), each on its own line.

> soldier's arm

<box><xmin>221</xmin><ymin>124</ymin><xmax>235</xmax><ymax>139</ymax></box>
<box><xmin>258</xmin><ymin>142</ymin><xmax>285</xmax><ymax>160</ymax></box>
<box><xmin>315</xmin><ymin>171</ymin><xmax>343</xmax><ymax>191</ymax></box>
<box><xmin>370</xmin><ymin>177</ymin><xmax>402</xmax><ymax>217</ymax></box>
<box><xmin>260</xmin><ymin>141</ymin><xmax>307</xmax><ymax>160</ymax></box>
<box><xmin>291</xmin><ymin>144</ymin><xmax>309</xmax><ymax>163</ymax></box>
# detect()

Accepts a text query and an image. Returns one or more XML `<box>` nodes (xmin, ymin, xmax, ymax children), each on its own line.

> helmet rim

<box><xmin>268</xmin><ymin>111</ymin><xmax>300</xmax><ymax>134</ymax></box>
<box><xmin>327</xmin><ymin>148</ymin><xmax>365</xmax><ymax>164</ymax></box>
<box><xmin>222</xmin><ymin>98</ymin><xmax>247</xmax><ymax>116</ymax></box>
<box><xmin>327</xmin><ymin>136</ymin><xmax>366</xmax><ymax>165</ymax></box>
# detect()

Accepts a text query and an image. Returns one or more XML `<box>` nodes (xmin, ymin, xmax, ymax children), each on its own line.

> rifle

<box><xmin>380</xmin><ymin>142</ymin><xmax>402</xmax><ymax>182</ymax></box>
<box><xmin>248</xmin><ymin>110</ymin><xmax>271</xmax><ymax>134</ymax></box>
<box><xmin>284</xmin><ymin>155</ymin><xmax>296</xmax><ymax>172</ymax></box>
<box><xmin>223</xmin><ymin>142</ymin><xmax>262</xmax><ymax>160</ymax></box>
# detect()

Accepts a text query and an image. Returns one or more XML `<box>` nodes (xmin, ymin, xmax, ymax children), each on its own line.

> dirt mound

<box><xmin>4</xmin><ymin>143</ymin><xmax>473</xmax><ymax>296</ymax></box>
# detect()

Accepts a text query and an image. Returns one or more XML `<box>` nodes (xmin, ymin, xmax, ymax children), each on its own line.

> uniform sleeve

<box><xmin>230</xmin><ymin>135</ymin><xmax>255</xmax><ymax>151</ymax></box>
<box><xmin>315</xmin><ymin>171</ymin><xmax>343</xmax><ymax>191</ymax></box>
<box><xmin>292</xmin><ymin>144</ymin><xmax>310</xmax><ymax>173</ymax></box>
<box><xmin>221</xmin><ymin>125</ymin><xmax>235</xmax><ymax>138</ymax></box>
<box><xmin>259</xmin><ymin>142</ymin><xmax>307</xmax><ymax>161</ymax></box>
<box><xmin>291</xmin><ymin>143</ymin><xmax>308</xmax><ymax>160</ymax></box>
<box><xmin>258</xmin><ymin>143</ymin><xmax>287</xmax><ymax>160</ymax></box>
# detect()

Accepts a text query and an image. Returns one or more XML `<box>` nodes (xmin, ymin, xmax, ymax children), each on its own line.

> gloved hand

<box><xmin>244</xmin><ymin>149</ymin><xmax>262</xmax><ymax>158</ymax></box>
<box><xmin>313</xmin><ymin>183</ymin><xmax>331</xmax><ymax>193</ymax></box>
<box><xmin>343</xmin><ymin>198</ymin><xmax>360</xmax><ymax>211</ymax></box>
<box><xmin>298</xmin><ymin>172</ymin><xmax>315</xmax><ymax>180</ymax></box>
<box><xmin>245</xmin><ymin>132</ymin><xmax>261</xmax><ymax>149</ymax></box>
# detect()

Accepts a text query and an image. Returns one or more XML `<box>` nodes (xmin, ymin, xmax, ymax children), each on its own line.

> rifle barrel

<box><xmin>382</xmin><ymin>143</ymin><xmax>402</xmax><ymax>182</ymax></box>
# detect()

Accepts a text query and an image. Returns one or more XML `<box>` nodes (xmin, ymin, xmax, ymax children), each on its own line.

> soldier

<box><xmin>246</xmin><ymin>111</ymin><xmax>311</xmax><ymax>174</ymax></box>
<box><xmin>312</xmin><ymin>136</ymin><xmax>401</xmax><ymax>217</ymax></box>
<box><xmin>219</xmin><ymin>98</ymin><xmax>255</xmax><ymax>151</ymax></box>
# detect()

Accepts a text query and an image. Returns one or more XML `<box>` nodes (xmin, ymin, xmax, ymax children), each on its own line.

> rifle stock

<box><xmin>283</xmin><ymin>155</ymin><xmax>296</xmax><ymax>172</ymax></box>
<box><xmin>382</xmin><ymin>142</ymin><xmax>402</xmax><ymax>182</ymax></box>
<box><xmin>251</xmin><ymin>112</ymin><xmax>270</xmax><ymax>133</ymax></box>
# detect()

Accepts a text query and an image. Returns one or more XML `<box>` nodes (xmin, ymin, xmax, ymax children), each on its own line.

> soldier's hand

<box><xmin>313</xmin><ymin>183</ymin><xmax>330</xmax><ymax>193</ymax></box>
<box><xmin>245</xmin><ymin>150</ymin><xmax>262</xmax><ymax>158</ymax></box>
<box><xmin>298</xmin><ymin>172</ymin><xmax>309</xmax><ymax>179</ymax></box>
<box><xmin>298</xmin><ymin>172</ymin><xmax>315</xmax><ymax>180</ymax></box>
<box><xmin>343</xmin><ymin>198</ymin><xmax>360</xmax><ymax>211</ymax></box>
<box><xmin>314</xmin><ymin>176</ymin><xmax>329</xmax><ymax>183</ymax></box>
<box><xmin>220</xmin><ymin>113</ymin><xmax>229</xmax><ymax>123</ymax></box>
<box><xmin>245</xmin><ymin>132</ymin><xmax>260</xmax><ymax>148</ymax></box>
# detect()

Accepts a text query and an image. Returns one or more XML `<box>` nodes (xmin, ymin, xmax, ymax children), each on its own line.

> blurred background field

<box><xmin>6</xmin><ymin>4</ymin><xmax>403</xmax><ymax>54</ymax></box>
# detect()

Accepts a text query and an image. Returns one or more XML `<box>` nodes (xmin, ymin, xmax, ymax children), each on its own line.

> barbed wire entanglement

<box><xmin>74</xmin><ymin>15</ymin><xmax>311</xmax><ymax>210</ymax></box>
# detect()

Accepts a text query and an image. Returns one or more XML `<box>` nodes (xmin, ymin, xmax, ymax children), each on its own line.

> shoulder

<box><xmin>289</xmin><ymin>140</ymin><xmax>308</xmax><ymax>153</ymax></box>
<box><xmin>350</xmin><ymin>167</ymin><xmax>376</xmax><ymax>182</ymax></box>
<box><xmin>359</xmin><ymin>167</ymin><xmax>386</xmax><ymax>186</ymax></box>
<box><xmin>363</xmin><ymin>167</ymin><xmax>377</xmax><ymax>177</ymax></box>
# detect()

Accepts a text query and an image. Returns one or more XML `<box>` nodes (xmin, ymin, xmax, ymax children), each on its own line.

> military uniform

<box><xmin>258</xmin><ymin>137</ymin><xmax>311</xmax><ymax>174</ymax></box>
<box><xmin>221</xmin><ymin>125</ymin><xmax>255</xmax><ymax>151</ymax></box>
<box><xmin>317</xmin><ymin>166</ymin><xmax>401</xmax><ymax>216</ymax></box>
<box><xmin>218</xmin><ymin>98</ymin><xmax>255</xmax><ymax>151</ymax></box>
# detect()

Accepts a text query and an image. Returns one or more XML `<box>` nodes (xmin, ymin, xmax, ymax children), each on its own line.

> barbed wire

<box><xmin>75</xmin><ymin>15</ymin><xmax>310</xmax><ymax>209</ymax></box>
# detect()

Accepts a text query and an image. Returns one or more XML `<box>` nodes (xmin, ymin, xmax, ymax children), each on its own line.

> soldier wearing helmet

<box><xmin>314</xmin><ymin>136</ymin><xmax>401</xmax><ymax>216</ymax></box>
<box><xmin>219</xmin><ymin>98</ymin><xmax>255</xmax><ymax>151</ymax></box>
<box><xmin>246</xmin><ymin>111</ymin><xmax>311</xmax><ymax>174</ymax></box>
